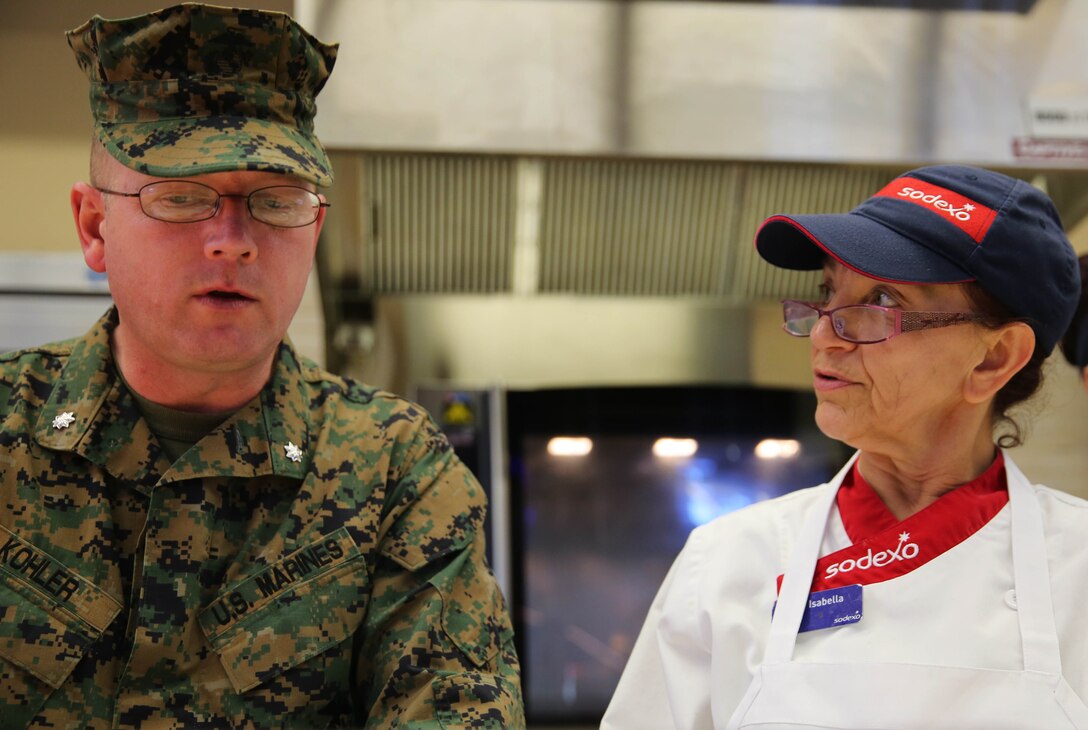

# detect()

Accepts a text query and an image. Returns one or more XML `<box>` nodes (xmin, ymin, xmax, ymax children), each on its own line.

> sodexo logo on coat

<box><xmin>824</xmin><ymin>531</ymin><xmax>921</xmax><ymax>579</ymax></box>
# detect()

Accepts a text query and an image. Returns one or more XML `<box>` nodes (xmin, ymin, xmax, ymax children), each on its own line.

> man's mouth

<box><xmin>196</xmin><ymin>288</ymin><xmax>257</xmax><ymax>307</ymax></box>
<box><xmin>206</xmin><ymin>290</ymin><xmax>252</xmax><ymax>301</ymax></box>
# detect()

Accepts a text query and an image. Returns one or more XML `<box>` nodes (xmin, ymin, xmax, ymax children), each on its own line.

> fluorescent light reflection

<box><xmin>680</xmin><ymin>458</ymin><xmax>757</xmax><ymax>526</ymax></box>
<box><xmin>653</xmin><ymin>438</ymin><xmax>699</xmax><ymax>459</ymax></box>
<box><xmin>755</xmin><ymin>439</ymin><xmax>801</xmax><ymax>460</ymax></box>
<box><xmin>682</xmin><ymin>480</ymin><xmax>757</xmax><ymax>527</ymax></box>
<box><xmin>547</xmin><ymin>436</ymin><xmax>593</xmax><ymax>457</ymax></box>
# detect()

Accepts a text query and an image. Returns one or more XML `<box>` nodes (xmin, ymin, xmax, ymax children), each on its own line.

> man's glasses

<box><xmin>95</xmin><ymin>180</ymin><xmax>329</xmax><ymax>228</ymax></box>
<box><xmin>782</xmin><ymin>299</ymin><xmax>985</xmax><ymax>344</ymax></box>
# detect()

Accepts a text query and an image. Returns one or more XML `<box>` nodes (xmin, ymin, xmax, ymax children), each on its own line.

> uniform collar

<box><xmin>34</xmin><ymin>307</ymin><xmax>312</xmax><ymax>488</ymax></box>
<box><xmin>837</xmin><ymin>451</ymin><xmax>1007</xmax><ymax>544</ymax></box>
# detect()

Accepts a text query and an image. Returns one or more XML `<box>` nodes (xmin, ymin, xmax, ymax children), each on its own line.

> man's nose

<box><xmin>202</xmin><ymin>196</ymin><xmax>258</xmax><ymax>262</ymax></box>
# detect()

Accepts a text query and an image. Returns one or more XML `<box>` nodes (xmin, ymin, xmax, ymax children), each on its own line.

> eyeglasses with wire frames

<box><xmin>94</xmin><ymin>180</ymin><xmax>329</xmax><ymax>228</ymax></box>
<box><xmin>782</xmin><ymin>299</ymin><xmax>986</xmax><ymax>344</ymax></box>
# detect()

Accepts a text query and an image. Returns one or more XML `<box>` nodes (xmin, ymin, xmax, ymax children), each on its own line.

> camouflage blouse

<box><xmin>0</xmin><ymin>309</ymin><xmax>524</xmax><ymax>728</ymax></box>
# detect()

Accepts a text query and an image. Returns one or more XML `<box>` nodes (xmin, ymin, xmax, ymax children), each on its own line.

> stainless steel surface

<box><xmin>300</xmin><ymin>0</ymin><xmax>1081</xmax><ymax>165</ymax></box>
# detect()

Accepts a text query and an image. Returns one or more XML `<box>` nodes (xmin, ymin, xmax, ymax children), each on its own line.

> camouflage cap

<box><xmin>67</xmin><ymin>3</ymin><xmax>337</xmax><ymax>186</ymax></box>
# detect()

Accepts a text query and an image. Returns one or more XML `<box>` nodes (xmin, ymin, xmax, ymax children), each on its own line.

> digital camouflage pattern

<box><xmin>0</xmin><ymin>309</ymin><xmax>525</xmax><ymax>728</ymax></box>
<box><xmin>67</xmin><ymin>4</ymin><xmax>337</xmax><ymax>186</ymax></box>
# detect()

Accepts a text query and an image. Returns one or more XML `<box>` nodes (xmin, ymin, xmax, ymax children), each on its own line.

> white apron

<box><xmin>725</xmin><ymin>459</ymin><xmax>1088</xmax><ymax>730</ymax></box>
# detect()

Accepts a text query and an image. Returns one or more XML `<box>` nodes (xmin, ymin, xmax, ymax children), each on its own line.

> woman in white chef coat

<box><xmin>602</xmin><ymin>164</ymin><xmax>1088</xmax><ymax>730</ymax></box>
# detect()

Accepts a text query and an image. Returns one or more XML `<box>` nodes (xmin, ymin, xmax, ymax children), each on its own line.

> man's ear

<box><xmin>71</xmin><ymin>182</ymin><xmax>107</xmax><ymax>273</ymax></box>
<box><xmin>964</xmin><ymin>322</ymin><xmax>1035</xmax><ymax>405</ymax></box>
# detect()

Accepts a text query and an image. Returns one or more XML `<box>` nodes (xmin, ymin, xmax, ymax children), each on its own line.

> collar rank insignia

<box><xmin>52</xmin><ymin>411</ymin><xmax>77</xmax><ymax>430</ymax></box>
<box><xmin>284</xmin><ymin>441</ymin><xmax>303</xmax><ymax>463</ymax></box>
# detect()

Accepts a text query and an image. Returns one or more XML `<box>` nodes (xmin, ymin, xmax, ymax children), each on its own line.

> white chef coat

<box><xmin>600</xmin><ymin>451</ymin><xmax>1088</xmax><ymax>729</ymax></box>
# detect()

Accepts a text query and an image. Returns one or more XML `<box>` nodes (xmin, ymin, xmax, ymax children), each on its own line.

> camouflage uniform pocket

<box><xmin>199</xmin><ymin>529</ymin><xmax>369</xmax><ymax>695</ymax></box>
<box><xmin>433</xmin><ymin>673</ymin><xmax>522</xmax><ymax>729</ymax></box>
<box><xmin>428</xmin><ymin>547</ymin><xmax>515</xmax><ymax>670</ymax></box>
<box><xmin>0</xmin><ymin>564</ymin><xmax>120</xmax><ymax>726</ymax></box>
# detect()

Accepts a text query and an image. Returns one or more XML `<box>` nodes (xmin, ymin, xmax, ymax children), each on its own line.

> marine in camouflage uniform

<box><xmin>0</xmin><ymin>310</ymin><xmax>522</xmax><ymax>728</ymax></box>
<box><xmin>0</xmin><ymin>4</ymin><xmax>524</xmax><ymax>727</ymax></box>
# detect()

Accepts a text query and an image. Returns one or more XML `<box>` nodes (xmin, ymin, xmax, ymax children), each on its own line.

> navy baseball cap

<box><xmin>755</xmin><ymin>164</ymin><xmax>1080</xmax><ymax>354</ymax></box>
<box><xmin>1060</xmin><ymin>256</ymin><xmax>1088</xmax><ymax>368</ymax></box>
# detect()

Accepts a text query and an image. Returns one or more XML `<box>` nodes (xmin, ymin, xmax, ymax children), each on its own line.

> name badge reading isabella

<box><xmin>799</xmin><ymin>584</ymin><xmax>863</xmax><ymax>632</ymax></box>
<box><xmin>774</xmin><ymin>584</ymin><xmax>864</xmax><ymax>633</ymax></box>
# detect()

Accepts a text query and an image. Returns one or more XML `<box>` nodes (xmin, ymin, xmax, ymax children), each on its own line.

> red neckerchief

<box><xmin>777</xmin><ymin>453</ymin><xmax>1008</xmax><ymax>593</ymax></box>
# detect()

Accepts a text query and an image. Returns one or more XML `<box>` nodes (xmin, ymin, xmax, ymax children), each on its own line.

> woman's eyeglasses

<box><xmin>782</xmin><ymin>299</ymin><xmax>985</xmax><ymax>344</ymax></box>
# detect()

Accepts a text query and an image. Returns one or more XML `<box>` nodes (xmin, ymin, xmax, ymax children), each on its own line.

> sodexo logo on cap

<box><xmin>875</xmin><ymin>178</ymin><xmax>998</xmax><ymax>243</ymax></box>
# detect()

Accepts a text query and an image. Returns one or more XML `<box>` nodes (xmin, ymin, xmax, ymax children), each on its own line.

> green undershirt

<box><xmin>118</xmin><ymin>370</ymin><xmax>236</xmax><ymax>462</ymax></box>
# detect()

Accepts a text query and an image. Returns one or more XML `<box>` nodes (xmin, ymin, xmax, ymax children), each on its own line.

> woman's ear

<box><xmin>71</xmin><ymin>182</ymin><xmax>107</xmax><ymax>273</ymax></box>
<box><xmin>964</xmin><ymin>323</ymin><xmax>1035</xmax><ymax>405</ymax></box>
